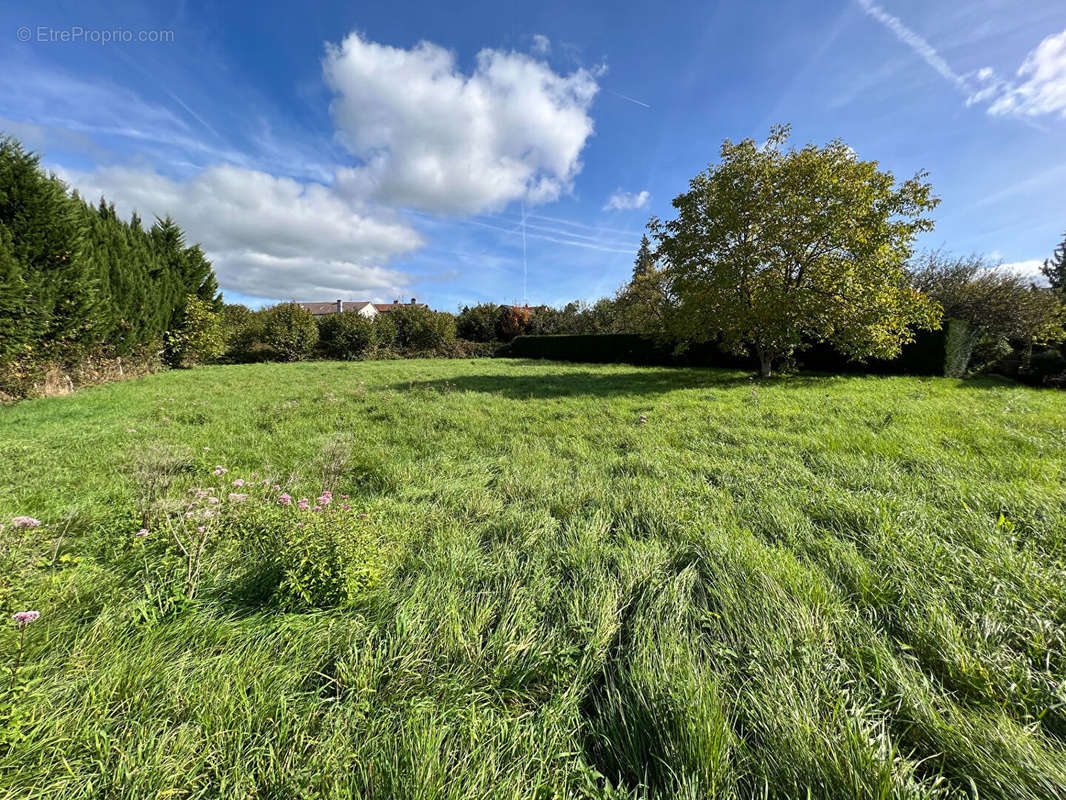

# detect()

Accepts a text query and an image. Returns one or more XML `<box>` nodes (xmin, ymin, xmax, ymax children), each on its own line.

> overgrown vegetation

<box><xmin>2</xmin><ymin>359</ymin><xmax>1065</xmax><ymax>798</ymax></box>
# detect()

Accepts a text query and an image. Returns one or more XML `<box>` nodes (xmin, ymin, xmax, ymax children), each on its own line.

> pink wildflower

<box><xmin>316</xmin><ymin>494</ymin><xmax>332</xmax><ymax>506</ymax></box>
<box><xmin>11</xmin><ymin>516</ymin><xmax>41</xmax><ymax>529</ymax></box>
<box><xmin>207</xmin><ymin>497</ymin><xmax>219</xmax><ymax>504</ymax></box>
<box><xmin>228</xmin><ymin>493</ymin><xmax>248</xmax><ymax>502</ymax></box>
<box><xmin>136</xmin><ymin>528</ymin><xmax>149</xmax><ymax>537</ymax></box>
<box><xmin>251</xmin><ymin>473</ymin><xmax>259</xmax><ymax>480</ymax></box>
<box><xmin>358</xmin><ymin>513</ymin><xmax>369</xmax><ymax>519</ymax></box>
<box><xmin>184</xmin><ymin>511</ymin><xmax>195</xmax><ymax>518</ymax></box>
<box><xmin>341</xmin><ymin>504</ymin><xmax>352</xmax><ymax>510</ymax></box>
<box><xmin>297</xmin><ymin>500</ymin><xmax>310</xmax><ymax>510</ymax></box>
<box><xmin>296</xmin><ymin>522</ymin><xmax>305</xmax><ymax>528</ymax></box>
<box><xmin>341</xmin><ymin>494</ymin><xmax>349</xmax><ymax>500</ymax></box>
<box><xmin>212</xmin><ymin>466</ymin><xmax>228</xmax><ymax>476</ymax></box>
<box><xmin>12</xmin><ymin>611</ymin><xmax>40</xmax><ymax>627</ymax></box>
<box><xmin>197</xmin><ymin>526</ymin><xmax>206</xmax><ymax>533</ymax></box>
<box><xmin>232</xmin><ymin>478</ymin><xmax>245</xmax><ymax>487</ymax></box>
<box><xmin>278</xmin><ymin>493</ymin><xmax>292</xmax><ymax>506</ymax></box>
<box><xmin>273</xmin><ymin>485</ymin><xmax>281</xmax><ymax>492</ymax></box>
<box><xmin>312</xmin><ymin>505</ymin><xmax>322</xmax><ymax>512</ymax></box>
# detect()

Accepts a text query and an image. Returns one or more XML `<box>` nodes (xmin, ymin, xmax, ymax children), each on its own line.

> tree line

<box><xmin>0</xmin><ymin>136</ymin><xmax>219</xmax><ymax>396</ymax></box>
<box><xmin>4</xmin><ymin>126</ymin><xmax>1064</xmax><ymax>394</ymax></box>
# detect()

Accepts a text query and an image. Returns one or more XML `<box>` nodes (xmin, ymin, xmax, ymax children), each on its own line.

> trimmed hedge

<box><xmin>796</xmin><ymin>328</ymin><xmax>947</xmax><ymax>376</ymax></box>
<box><xmin>503</xmin><ymin>330</ymin><xmax>948</xmax><ymax>376</ymax></box>
<box><xmin>502</xmin><ymin>334</ymin><xmax>748</xmax><ymax>368</ymax></box>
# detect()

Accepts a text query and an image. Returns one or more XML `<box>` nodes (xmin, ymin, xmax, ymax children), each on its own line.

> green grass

<box><xmin>1</xmin><ymin>358</ymin><xmax>1065</xmax><ymax>799</ymax></box>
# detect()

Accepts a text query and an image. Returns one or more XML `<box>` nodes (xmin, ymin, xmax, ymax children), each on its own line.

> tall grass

<box><xmin>1</xmin><ymin>359</ymin><xmax>1064</xmax><ymax>798</ymax></box>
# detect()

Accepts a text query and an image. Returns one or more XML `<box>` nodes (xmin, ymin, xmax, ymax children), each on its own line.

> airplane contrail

<box><xmin>604</xmin><ymin>88</ymin><xmax>651</xmax><ymax>109</ymax></box>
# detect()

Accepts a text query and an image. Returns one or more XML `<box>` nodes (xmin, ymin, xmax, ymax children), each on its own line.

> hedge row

<box><xmin>501</xmin><ymin>329</ymin><xmax>948</xmax><ymax>376</ymax></box>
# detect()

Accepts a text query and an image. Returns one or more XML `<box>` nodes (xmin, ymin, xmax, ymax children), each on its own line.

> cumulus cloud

<box><xmin>531</xmin><ymin>34</ymin><xmax>551</xmax><ymax>56</ymax></box>
<box><xmin>997</xmin><ymin>260</ymin><xmax>1047</xmax><ymax>281</ymax></box>
<box><xmin>602</xmin><ymin>189</ymin><xmax>650</xmax><ymax>211</ymax></box>
<box><xmin>53</xmin><ymin>164</ymin><xmax>421</xmax><ymax>300</ymax></box>
<box><xmin>323</xmin><ymin>33</ymin><xmax>598</xmax><ymax>214</ymax></box>
<box><xmin>970</xmin><ymin>28</ymin><xmax>1066</xmax><ymax>119</ymax></box>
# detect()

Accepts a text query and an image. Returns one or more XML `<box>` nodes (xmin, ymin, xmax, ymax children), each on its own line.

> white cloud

<box><xmin>974</xmin><ymin>28</ymin><xmax>1066</xmax><ymax>119</ymax></box>
<box><xmin>52</xmin><ymin>164</ymin><xmax>422</xmax><ymax>301</ymax></box>
<box><xmin>531</xmin><ymin>34</ymin><xmax>551</xmax><ymax>56</ymax></box>
<box><xmin>997</xmin><ymin>259</ymin><xmax>1046</xmax><ymax>281</ymax></box>
<box><xmin>323</xmin><ymin>33</ymin><xmax>598</xmax><ymax>214</ymax></box>
<box><xmin>855</xmin><ymin>0</ymin><xmax>1066</xmax><ymax>122</ymax></box>
<box><xmin>602</xmin><ymin>189</ymin><xmax>650</xmax><ymax>211</ymax></box>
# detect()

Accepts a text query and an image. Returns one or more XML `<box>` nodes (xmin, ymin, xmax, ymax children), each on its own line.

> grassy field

<box><xmin>1</xmin><ymin>358</ymin><xmax>1065</xmax><ymax>799</ymax></box>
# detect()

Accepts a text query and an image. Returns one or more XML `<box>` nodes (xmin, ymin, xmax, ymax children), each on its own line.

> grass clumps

<box><xmin>1</xmin><ymin>359</ymin><xmax>1065</xmax><ymax>798</ymax></box>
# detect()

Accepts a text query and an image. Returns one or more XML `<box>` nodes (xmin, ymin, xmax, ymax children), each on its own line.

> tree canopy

<box><xmin>651</xmin><ymin>125</ymin><xmax>941</xmax><ymax>375</ymax></box>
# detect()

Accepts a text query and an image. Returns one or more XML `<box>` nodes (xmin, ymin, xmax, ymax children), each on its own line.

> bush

<box><xmin>262</xmin><ymin>303</ymin><xmax>318</xmax><ymax>361</ymax></box>
<box><xmin>277</xmin><ymin>513</ymin><xmax>402</xmax><ymax>607</ymax></box>
<box><xmin>386</xmin><ymin>306</ymin><xmax>456</xmax><ymax>352</ymax></box>
<box><xmin>164</xmin><ymin>296</ymin><xmax>225</xmax><ymax>367</ymax></box>
<box><xmin>495</xmin><ymin>305</ymin><xmax>532</xmax><ymax>341</ymax></box>
<box><xmin>456</xmin><ymin>303</ymin><xmax>501</xmax><ymax>342</ymax></box>
<box><xmin>1023</xmin><ymin>347</ymin><xmax>1066</xmax><ymax>386</ymax></box>
<box><xmin>317</xmin><ymin>311</ymin><xmax>378</xmax><ymax>360</ymax></box>
<box><xmin>221</xmin><ymin>304</ymin><xmax>267</xmax><ymax>362</ymax></box>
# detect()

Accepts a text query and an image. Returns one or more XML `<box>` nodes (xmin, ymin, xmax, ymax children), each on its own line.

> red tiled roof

<box><xmin>373</xmin><ymin>302</ymin><xmax>428</xmax><ymax>312</ymax></box>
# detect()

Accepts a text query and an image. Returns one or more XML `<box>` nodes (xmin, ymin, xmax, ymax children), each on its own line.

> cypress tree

<box><xmin>633</xmin><ymin>234</ymin><xmax>655</xmax><ymax>280</ymax></box>
<box><xmin>1043</xmin><ymin>232</ymin><xmax>1066</xmax><ymax>293</ymax></box>
<box><xmin>0</xmin><ymin>133</ymin><xmax>222</xmax><ymax>369</ymax></box>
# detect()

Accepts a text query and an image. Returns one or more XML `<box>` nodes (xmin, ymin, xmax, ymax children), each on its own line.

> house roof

<box><xmin>295</xmin><ymin>300</ymin><xmax>378</xmax><ymax>315</ymax></box>
<box><xmin>373</xmin><ymin>301</ymin><xmax>428</xmax><ymax>312</ymax></box>
<box><xmin>296</xmin><ymin>302</ymin><xmax>339</xmax><ymax>315</ymax></box>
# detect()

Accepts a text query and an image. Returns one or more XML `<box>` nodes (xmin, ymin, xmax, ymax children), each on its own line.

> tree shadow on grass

<box><xmin>399</xmin><ymin>368</ymin><xmax>829</xmax><ymax>400</ymax></box>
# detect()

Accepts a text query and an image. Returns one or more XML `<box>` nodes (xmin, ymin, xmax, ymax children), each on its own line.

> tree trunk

<box><xmin>758</xmin><ymin>352</ymin><xmax>773</xmax><ymax>377</ymax></box>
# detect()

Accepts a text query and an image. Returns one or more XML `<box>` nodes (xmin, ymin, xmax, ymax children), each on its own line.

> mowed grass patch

<box><xmin>1</xmin><ymin>358</ymin><xmax>1065</xmax><ymax>799</ymax></box>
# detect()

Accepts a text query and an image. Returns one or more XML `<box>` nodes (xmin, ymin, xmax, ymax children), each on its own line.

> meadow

<box><xmin>1</xmin><ymin>358</ymin><xmax>1065</xmax><ymax>799</ymax></box>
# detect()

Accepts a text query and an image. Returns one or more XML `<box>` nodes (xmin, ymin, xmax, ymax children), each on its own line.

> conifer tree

<box><xmin>1043</xmin><ymin>232</ymin><xmax>1066</xmax><ymax>292</ymax></box>
<box><xmin>633</xmin><ymin>234</ymin><xmax>655</xmax><ymax>279</ymax></box>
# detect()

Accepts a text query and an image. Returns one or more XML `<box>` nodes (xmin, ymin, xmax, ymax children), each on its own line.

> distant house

<box><xmin>295</xmin><ymin>298</ymin><xmax>427</xmax><ymax>318</ymax></box>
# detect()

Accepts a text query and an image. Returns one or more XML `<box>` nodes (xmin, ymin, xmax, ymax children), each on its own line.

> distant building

<box><xmin>295</xmin><ymin>298</ymin><xmax>427</xmax><ymax>318</ymax></box>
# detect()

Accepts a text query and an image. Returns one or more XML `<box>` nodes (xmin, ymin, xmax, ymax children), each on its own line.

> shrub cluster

<box><xmin>213</xmin><ymin>302</ymin><xmax>481</xmax><ymax>363</ymax></box>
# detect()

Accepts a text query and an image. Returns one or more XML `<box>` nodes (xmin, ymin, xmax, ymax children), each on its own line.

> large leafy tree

<box><xmin>651</xmin><ymin>125</ymin><xmax>941</xmax><ymax>376</ymax></box>
<box><xmin>1043</xmin><ymin>231</ymin><xmax>1065</xmax><ymax>292</ymax></box>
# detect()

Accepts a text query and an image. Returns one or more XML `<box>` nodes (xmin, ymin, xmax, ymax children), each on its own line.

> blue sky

<box><xmin>2</xmin><ymin>0</ymin><xmax>1064</xmax><ymax>310</ymax></box>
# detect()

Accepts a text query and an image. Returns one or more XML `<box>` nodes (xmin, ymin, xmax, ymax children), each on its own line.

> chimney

<box><xmin>336</xmin><ymin>299</ymin><xmax>343</xmax><ymax>313</ymax></box>
<box><xmin>410</xmin><ymin>297</ymin><xmax>417</xmax><ymax>304</ymax></box>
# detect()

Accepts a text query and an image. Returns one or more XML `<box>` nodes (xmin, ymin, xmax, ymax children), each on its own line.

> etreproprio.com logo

<box><xmin>16</xmin><ymin>25</ymin><xmax>175</xmax><ymax>44</ymax></box>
